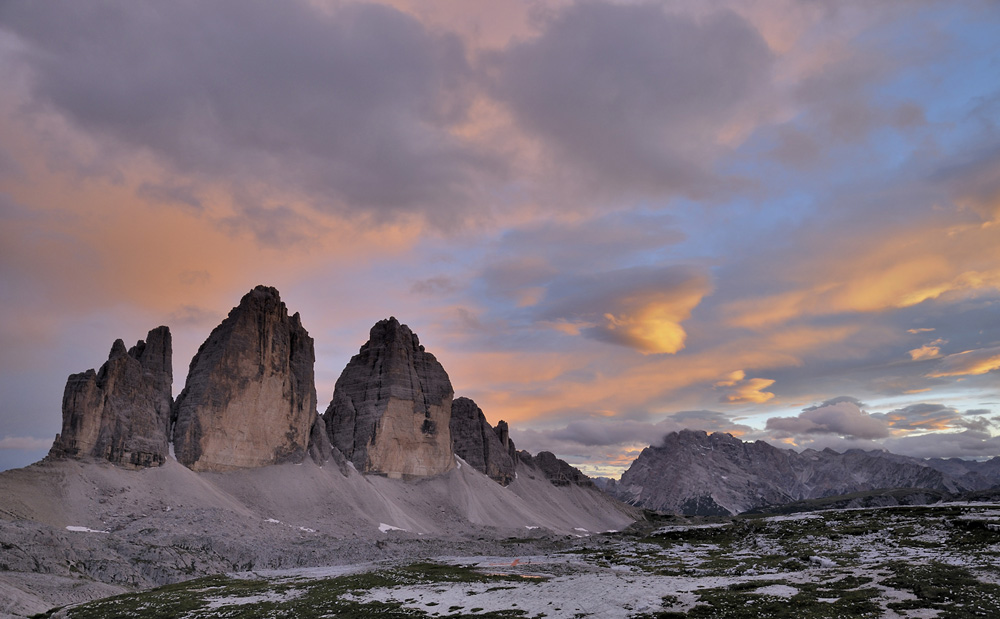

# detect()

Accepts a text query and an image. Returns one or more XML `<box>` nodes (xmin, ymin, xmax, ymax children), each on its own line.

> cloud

<box><xmin>884</xmin><ymin>428</ymin><xmax>1000</xmax><ymax>460</ymax></box>
<box><xmin>488</xmin><ymin>1</ymin><xmax>772</xmax><ymax>199</ymax></box>
<box><xmin>411</xmin><ymin>276</ymin><xmax>459</xmax><ymax>296</ymax></box>
<box><xmin>217</xmin><ymin>203</ymin><xmax>320</xmax><ymax>248</ymax></box>
<box><xmin>908</xmin><ymin>342</ymin><xmax>943</xmax><ymax>361</ymax></box>
<box><xmin>511</xmin><ymin>410</ymin><xmax>754</xmax><ymax>457</ymax></box>
<box><xmin>136</xmin><ymin>181</ymin><xmax>203</xmax><ymax>212</ymax></box>
<box><xmin>0</xmin><ymin>435</ymin><xmax>51</xmax><ymax>450</ymax></box>
<box><xmin>2</xmin><ymin>0</ymin><xmax>498</xmax><ymax>224</ymax></box>
<box><xmin>927</xmin><ymin>345</ymin><xmax>1000</xmax><ymax>378</ymax></box>
<box><xmin>538</xmin><ymin>265</ymin><xmax>712</xmax><ymax>354</ymax></box>
<box><xmin>872</xmin><ymin>403</ymin><xmax>961</xmax><ymax>432</ymax></box>
<box><xmin>766</xmin><ymin>399</ymin><xmax>890</xmax><ymax>440</ymax></box>
<box><xmin>714</xmin><ymin>370</ymin><xmax>776</xmax><ymax>403</ymax></box>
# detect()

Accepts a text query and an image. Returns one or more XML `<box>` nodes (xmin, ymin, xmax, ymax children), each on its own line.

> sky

<box><xmin>1</xmin><ymin>0</ymin><xmax>999</xmax><ymax>477</ymax></box>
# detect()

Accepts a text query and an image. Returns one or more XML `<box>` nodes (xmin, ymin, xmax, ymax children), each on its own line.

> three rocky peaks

<box><xmin>49</xmin><ymin>285</ymin><xmax>545</xmax><ymax>486</ymax></box>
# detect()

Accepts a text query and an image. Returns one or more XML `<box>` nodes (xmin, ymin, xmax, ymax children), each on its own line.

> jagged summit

<box><xmin>49</xmin><ymin>326</ymin><xmax>173</xmax><ymax>468</ymax></box>
<box><xmin>610</xmin><ymin>429</ymin><xmax>982</xmax><ymax>515</ymax></box>
<box><xmin>44</xmin><ymin>287</ymin><xmax>598</xmax><ymax>491</ymax></box>
<box><xmin>324</xmin><ymin>317</ymin><xmax>455</xmax><ymax>478</ymax></box>
<box><xmin>171</xmin><ymin>285</ymin><xmax>318</xmax><ymax>472</ymax></box>
<box><xmin>450</xmin><ymin>396</ymin><xmax>518</xmax><ymax>485</ymax></box>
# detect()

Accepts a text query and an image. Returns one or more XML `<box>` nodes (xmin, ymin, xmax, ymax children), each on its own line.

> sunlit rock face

<box><xmin>49</xmin><ymin>327</ymin><xmax>173</xmax><ymax>468</ymax></box>
<box><xmin>172</xmin><ymin>286</ymin><xmax>317</xmax><ymax>472</ymax></box>
<box><xmin>450</xmin><ymin>397</ymin><xmax>517</xmax><ymax>485</ymax></box>
<box><xmin>325</xmin><ymin>317</ymin><xmax>455</xmax><ymax>478</ymax></box>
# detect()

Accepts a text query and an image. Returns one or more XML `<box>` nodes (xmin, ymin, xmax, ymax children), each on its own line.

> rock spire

<box><xmin>325</xmin><ymin>317</ymin><xmax>454</xmax><ymax>478</ymax></box>
<box><xmin>49</xmin><ymin>326</ymin><xmax>173</xmax><ymax>468</ymax></box>
<box><xmin>450</xmin><ymin>397</ymin><xmax>517</xmax><ymax>485</ymax></box>
<box><xmin>172</xmin><ymin>286</ymin><xmax>317</xmax><ymax>472</ymax></box>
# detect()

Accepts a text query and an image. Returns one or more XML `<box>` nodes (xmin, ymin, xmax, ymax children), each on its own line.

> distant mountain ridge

<box><xmin>603</xmin><ymin>429</ymin><xmax>1000</xmax><ymax>515</ymax></box>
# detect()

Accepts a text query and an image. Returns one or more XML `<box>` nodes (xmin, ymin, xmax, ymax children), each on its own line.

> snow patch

<box><xmin>204</xmin><ymin>590</ymin><xmax>304</xmax><ymax>609</ymax></box>
<box><xmin>525</xmin><ymin>526</ymin><xmax>539</xmax><ymax>530</ymax></box>
<box><xmin>66</xmin><ymin>526</ymin><xmax>109</xmax><ymax>534</ymax></box>
<box><xmin>379</xmin><ymin>523</ymin><xmax>407</xmax><ymax>533</ymax></box>
<box><xmin>652</xmin><ymin>523</ymin><xmax>728</xmax><ymax>535</ymax></box>
<box><xmin>265</xmin><ymin>518</ymin><xmax>281</xmax><ymax>524</ymax></box>
<box><xmin>754</xmin><ymin>584</ymin><xmax>798</xmax><ymax>598</ymax></box>
<box><xmin>763</xmin><ymin>513</ymin><xmax>823</xmax><ymax>523</ymax></box>
<box><xmin>298</xmin><ymin>526</ymin><xmax>316</xmax><ymax>533</ymax></box>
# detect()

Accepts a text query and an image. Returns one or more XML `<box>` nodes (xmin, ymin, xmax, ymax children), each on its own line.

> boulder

<box><xmin>48</xmin><ymin>326</ymin><xmax>173</xmax><ymax>468</ymax></box>
<box><xmin>325</xmin><ymin>317</ymin><xmax>454</xmax><ymax>478</ymax></box>
<box><xmin>450</xmin><ymin>397</ymin><xmax>517</xmax><ymax>485</ymax></box>
<box><xmin>172</xmin><ymin>286</ymin><xmax>317</xmax><ymax>472</ymax></box>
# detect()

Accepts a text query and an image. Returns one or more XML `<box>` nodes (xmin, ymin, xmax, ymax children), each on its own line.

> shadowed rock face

<box><xmin>49</xmin><ymin>327</ymin><xmax>173</xmax><ymax>468</ymax></box>
<box><xmin>172</xmin><ymin>286</ymin><xmax>317</xmax><ymax>472</ymax></box>
<box><xmin>325</xmin><ymin>317</ymin><xmax>454</xmax><ymax>478</ymax></box>
<box><xmin>519</xmin><ymin>450</ymin><xmax>593</xmax><ymax>487</ymax></box>
<box><xmin>612</xmin><ymin>430</ymin><xmax>981</xmax><ymax>515</ymax></box>
<box><xmin>450</xmin><ymin>397</ymin><xmax>517</xmax><ymax>485</ymax></box>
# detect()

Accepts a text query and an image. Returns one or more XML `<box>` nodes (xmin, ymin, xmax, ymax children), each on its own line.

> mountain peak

<box><xmin>171</xmin><ymin>285</ymin><xmax>318</xmax><ymax>472</ymax></box>
<box><xmin>325</xmin><ymin>317</ymin><xmax>454</xmax><ymax>478</ymax></box>
<box><xmin>49</xmin><ymin>327</ymin><xmax>173</xmax><ymax>468</ymax></box>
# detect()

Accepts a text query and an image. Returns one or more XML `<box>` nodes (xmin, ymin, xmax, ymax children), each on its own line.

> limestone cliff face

<box><xmin>172</xmin><ymin>286</ymin><xmax>317</xmax><ymax>472</ymax></box>
<box><xmin>325</xmin><ymin>317</ymin><xmax>454</xmax><ymax>478</ymax></box>
<box><xmin>49</xmin><ymin>327</ymin><xmax>173</xmax><ymax>468</ymax></box>
<box><xmin>450</xmin><ymin>397</ymin><xmax>517</xmax><ymax>485</ymax></box>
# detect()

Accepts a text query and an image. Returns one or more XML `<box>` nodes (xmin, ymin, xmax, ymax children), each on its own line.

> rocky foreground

<box><xmin>15</xmin><ymin>502</ymin><xmax>1000</xmax><ymax>618</ymax></box>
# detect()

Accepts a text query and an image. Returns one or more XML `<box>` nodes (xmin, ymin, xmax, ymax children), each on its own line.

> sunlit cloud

<box><xmin>928</xmin><ymin>346</ymin><xmax>1000</xmax><ymax>378</ymax></box>
<box><xmin>714</xmin><ymin>370</ymin><xmax>776</xmax><ymax>403</ymax></box>
<box><xmin>872</xmin><ymin>403</ymin><xmax>961</xmax><ymax>433</ymax></box>
<box><xmin>909</xmin><ymin>339</ymin><xmax>945</xmax><ymax>361</ymax></box>
<box><xmin>539</xmin><ymin>265</ymin><xmax>712</xmax><ymax>354</ymax></box>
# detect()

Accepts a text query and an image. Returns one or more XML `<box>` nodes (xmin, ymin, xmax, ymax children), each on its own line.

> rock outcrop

<box><xmin>48</xmin><ymin>327</ymin><xmax>173</xmax><ymax>468</ymax></box>
<box><xmin>172</xmin><ymin>286</ymin><xmax>317</xmax><ymax>472</ymax></box>
<box><xmin>611</xmin><ymin>430</ymin><xmax>981</xmax><ymax>515</ymax></box>
<box><xmin>519</xmin><ymin>450</ymin><xmax>594</xmax><ymax>487</ymax></box>
<box><xmin>450</xmin><ymin>397</ymin><xmax>518</xmax><ymax>485</ymax></box>
<box><xmin>325</xmin><ymin>317</ymin><xmax>454</xmax><ymax>478</ymax></box>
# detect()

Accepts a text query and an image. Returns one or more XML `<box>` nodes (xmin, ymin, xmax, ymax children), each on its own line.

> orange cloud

<box><xmin>715</xmin><ymin>370</ymin><xmax>776</xmax><ymax>403</ymax></box>
<box><xmin>724</xmin><ymin>216</ymin><xmax>1000</xmax><ymax>330</ymax></box>
<box><xmin>599</xmin><ymin>299</ymin><xmax>694</xmax><ymax>355</ymax></box>
<box><xmin>909</xmin><ymin>339</ymin><xmax>945</xmax><ymax>361</ymax></box>
<box><xmin>928</xmin><ymin>346</ymin><xmax>1000</xmax><ymax>378</ymax></box>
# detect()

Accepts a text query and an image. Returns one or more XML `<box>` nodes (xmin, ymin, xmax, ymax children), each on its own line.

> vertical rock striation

<box><xmin>450</xmin><ymin>397</ymin><xmax>518</xmax><ymax>485</ymax></box>
<box><xmin>49</xmin><ymin>327</ymin><xmax>173</xmax><ymax>468</ymax></box>
<box><xmin>325</xmin><ymin>317</ymin><xmax>455</xmax><ymax>478</ymax></box>
<box><xmin>172</xmin><ymin>286</ymin><xmax>317</xmax><ymax>472</ymax></box>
